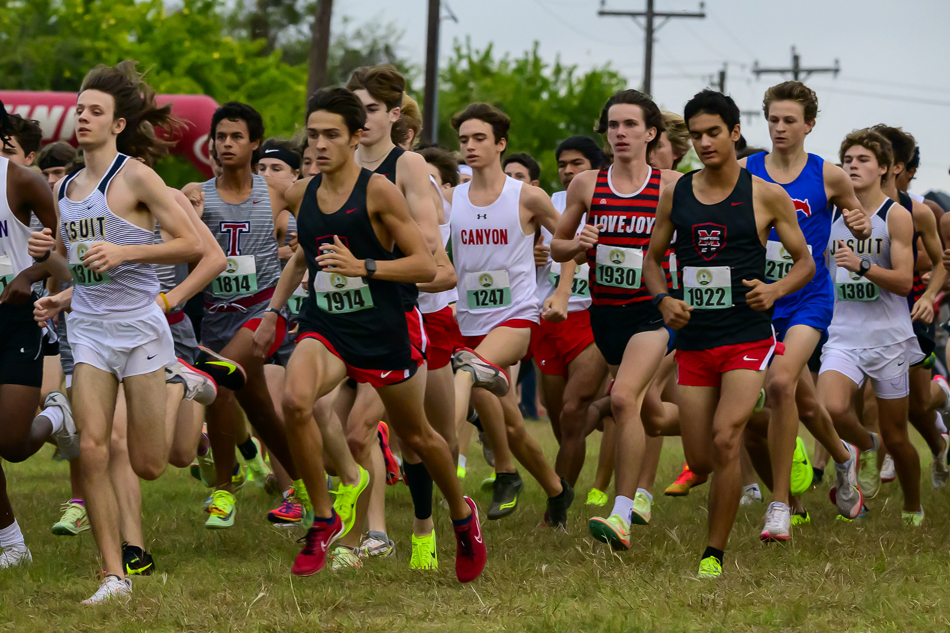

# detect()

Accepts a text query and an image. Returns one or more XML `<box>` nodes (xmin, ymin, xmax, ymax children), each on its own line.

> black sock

<box><xmin>702</xmin><ymin>546</ymin><xmax>724</xmax><ymax>565</ymax></box>
<box><xmin>812</xmin><ymin>467</ymin><xmax>824</xmax><ymax>483</ymax></box>
<box><xmin>403</xmin><ymin>461</ymin><xmax>434</xmax><ymax>521</ymax></box>
<box><xmin>237</xmin><ymin>436</ymin><xmax>258</xmax><ymax>461</ymax></box>
<box><xmin>549</xmin><ymin>478</ymin><xmax>567</xmax><ymax>500</ymax></box>
<box><xmin>467</xmin><ymin>408</ymin><xmax>483</xmax><ymax>432</ymax></box>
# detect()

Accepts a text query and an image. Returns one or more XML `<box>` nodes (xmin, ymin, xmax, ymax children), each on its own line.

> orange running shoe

<box><xmin>664</xmin><ymin>462</ymin><xmax>708</xmax><ymax>496</ymax></box>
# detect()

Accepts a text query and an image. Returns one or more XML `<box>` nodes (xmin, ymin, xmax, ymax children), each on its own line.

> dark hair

<box><xmin>684</xmin><ymin>89</ymin><xmax>741</xmax><ymax>132</ymax></box>
<box><xmin>306</xmin><ymin>87</ymin><xmax>367</xmax><ymax>136</ymax></box>
<box><xmin>37</xmin><ymin>141</ymin><xmax>78</xmax><ymax>170</ymax></box>
<box><xmin>555</xmin><ymin>136</ymin><xmax>605</xmax><ymax>169</ymax></box>
<box><xmin>0</xmin><ymin>100</ymin><xmax>12</xmax><ymax>149</ymax></box>
<box><xmin>259</xmin><ymin>137</ymin><xmax>301</xmax><ymax>171</ymax></box>
<box><xmin>211</xmin><ymin>101</ymin><xmax>265</xmax><ymax>164</ymax></box>
<box><xmin>907</xmin><ymin>145</ymin><xmax>920</xmax><ymax>171</ymax></box>
<box><xmin>503</xmin><ymin>152</ymin><xmax>541</xmax><ymax>182</ymax></box>
<box><xmin>451</xmin><ymin>103</ymin><xmax>510</xmax><ymax>145</ymax></box>
<box><xmin>346</xmin><ymin>64</ymin><xmax>405</xmax><ymax>111</ymax></box>
<box><xmin>417</xmin><ymin>146</ymin><xmax>459</xmax><ymax>187</ymax></box>
<box><xmin>80</xmin><ymin>60</ymin><xmax>182</xmax><ymax>164</ymax></box>
<box><xmin>763</xmin><ymin>81</ymin><xmax>819</xmax><ymax>123</ymax></box>
<box><xmin>7</xmin><ymin>113</ymin><xmax>43</xmax><ymax>156</ymax></box>
<box><xmin>840</xmin><ymin>128</ymin><xmax>893</xmax><ymax>186</ymax></box>
<box><xmin>870</xmin><ymin>124</ymin><xmax>915</xmax><ymax>169</ymax></box>
<box><xmin>737</xmin><ymin>146</ymin><xmax>768</xmax><ymax>159</ymax></box>
<box><xmin>596</xmin><ymin>89</ymin><xmax>664</xmax><ymax>157</ymax></box>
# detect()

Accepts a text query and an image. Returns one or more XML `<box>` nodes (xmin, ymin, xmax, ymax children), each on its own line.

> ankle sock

<box><xmin>702</xmin><ymin>546</ymin><xmax>724</xmax><ymax>565</ymax></box>
<box><xmin>0</xmin><ymin>520</ymin><xmax>25</xmax><ymax>550</ymax></box>
<box><xmin>458</xmin><ymin>455</ymin><xmax>467</xmax><ymax>470</ymax></box>
<box><xmin>42</xmin><ymin>406</ymin><xmax>65</xmax><ymax>434</ymax></box>
<box><xmin>70</xmin><ymin>498</ymin><xmax>84</xmax><ymax>506</ymax></box>
<box><xmin>404</xmin><ymin>461</ymin><xmax>434</xmax><ymax>521</ymax></box>
<box><xmin>237</xmin><ymin>436</ymin><xmax>258</xmax><ymax>461</ymax></box>
<box><xmin>610</xmin><ymin>495</ymin><xmax>634</xmax><ymax>523</ymax></box>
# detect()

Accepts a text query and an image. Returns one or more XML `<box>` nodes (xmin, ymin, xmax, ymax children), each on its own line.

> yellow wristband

<box><xmin>159</xmin><ymin>292</ymin><xmax>171</xmax><ymax>313</ymax></box>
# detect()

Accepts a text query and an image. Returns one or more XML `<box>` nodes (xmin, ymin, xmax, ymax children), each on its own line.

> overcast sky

<box><xmin>347</xmin><ymin>0</ymin><xmax>950</xmax><ymax>194</ymax></box>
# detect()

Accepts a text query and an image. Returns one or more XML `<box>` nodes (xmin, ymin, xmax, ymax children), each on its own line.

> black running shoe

<box><xmin>195</xmin><ymin>346</ymin><xmax>247</xmax><ymax>391</ymax></box>
<box><xmin>488</xmin><ymin>471</ymin><xmax>524</xmax><ymax>520</ymax></box>
<box><xmin>545</xmin><ymin>478</ymin><xmax>575</xmax><ymax>529</ymax></box>
<box><xmin>122</xmin><ymin>542</ymin><xmax>155</xmax><ymax>576</ymax></box>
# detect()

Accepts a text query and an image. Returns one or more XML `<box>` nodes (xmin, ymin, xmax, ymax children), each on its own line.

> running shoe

<box><xmin>195</xmin><ymin>346</ymin><xmax>247</xmax><ymax>391</ymax></box>
<box><xmin>760</xmin><ymin>501</ymin><xmax>791</xmax><ymax>542</ymax></box>
<box><xmin>589</xmin><ymin>514</ymin><xmax>630</xmax><ymax>550</ymax></box>
<box><xmin>232</xmin><ymin>462</ymin><xmax>247</xmax><ymax>491</ymax></box>
<box><xmin>858</xmin><ymin>432</ymin><xmax>882</xmax><ymax>500</ymax></box>
<box><xmin>452</xmin><ymin>348</ymin><xmax>510</xmax><ymax>397</ymax></box>
<box><xmin>753</xmin><ymin>388</ymin><xmax>767</xmax><ymax>414</ymax></box>
<box><xmin>457</xmin><ymin>465</ymin><xmax>467</xmax><ymax>480</ymax></box>
<box><xmin>359</xmin><ymin>531</ymin><xmax>395</xmax><ymax>558</ymax></box>
<box><xmin>488</xmin><ymin>472</ymin><xmax>523</xmax><ymax>520</ymax></box>
<box><xmin>329</xmin><ymin>545</ymin><xmax>362</xmax><ymax>571</ymax></box>
<box><xmin>193</xmin><ymin>440</ymin><xmax>215</xmax><ymax>488</ymax></box>
<box><xmin>664</xmin><ymin>463</ymin><xmax>707</xmax><ymax>496</ymax></box>
<box><xmin>122</xmin><ymin>542</ymin><xmax>154</xmax><ymax>576</ymax></box>
<box><xmin>410</xmin><ymin>531</ymin><xmax>438</xmax><ymax>570</ymax></box>
<box><xmin>586</xmin><ymin>488</ymin><xmax>608</xmax><ymax>507</ymax></box>
<box><xmin>331</xmin><ymin>465</ymin><xmax>369</xmax><ymax>538</ymax></box>
<box><xmin>205</xmin><ymin>490</ymin><xmax>236</xmax><ymax>529</ymax></box>
<box><xmin>268</xmin><ymin>490</ymin><xmax>303</xmax><ymax>527</ymax></box>
<box><xmin>481</xmin><ymin>473</ymin><xmax>496</xmax><ymax>492</ymax></box>
<box><xmin>43</xmin><ymin>391</ymin><xmax>80</xmax><ymax>461</ymax></box>
<box><xmin>697</xmin><ymin>556</ymin><xmax>722</xmax><ymax>579</ymax></box>
<box><xmin>167</xmin><ymin>359</ymin><xmax>217</xmax><ymax>406</ymax></box>
<box><xmin>377</xmin><ymin>422</ymin><xmax>400</xmax><ymax>486</ymax></box>
<box><xmin>545</xmin><ymin>478</ymin><xmax>574</xmax><ymax>529</ymax></box>
<box><xmin>902</xmin><ymin>509</ymin><xmax>925</xmax><ymax>527</ymax></box>
<box><xmin>51</xmin><ymin>500</ymin><xmax>89</xmax><ymax>536</ymax></box>
<box><xmin>296</xmin><ymin>481</ymin><xmax>314</xmax><ymax>529</ymax></box>
<box><xmin>933</xmin><ymin>434</ymin><xmax>949</xmax><ymax>489</ymax></box>
<box><xmin>934</xmin><ymin>375</ymin><xmax>950</xmax><ymax>418</ymax></box>
<box><xmin>923</xmin><ymin>353</ymin><xmax>937</xmax><ymax>370</ymax></box>
<box><xmin>0</xmin><ymin>546</ymin><xmax>32</xmax><ymax>568</ymax></box>
<box><xmin>292</xmin><ymin>512</ymin><xmax>344</xmax><ymax>576</ymax></box>
<box><xmin>242</xmin><ymin>437</ymin><xmax>273</xmax><ymax>487</ymax></box>
<box><xmin>631</xmin><ymin>491</ymin><xmax>652</xmax><ymax>525</ymax></box>
<box><xmin>833</xmin><ymin>442</ymin><xmax>864</xmax><ymax>519</ymax></box>
<box><xmin>454</xmin><ymin>496</ymin><xmax>487</xmax><ymax>583</ymax></box>
<box><xmin>881</xmin><ymin>454</ymin><xmax>896</xmax><ymax>483</ymax></box>
<box><xmin>740</xmin><ymin>484</ymin><xmax>762</xmax><ymax>506</ymax></box>
<box><xmin>789</xmin><ymin>436</ymin><xmax>814</xmax><ymax>496</ymax></box>
<box><xmin>836</xmin><ymin>503</ymin><xmax>870</xmax><ymax>523</ymax></box>
<box><xmin>81</xmin><ymin>575</ymin><xmax>131</xmax><ymax>605</ymax></box>
<box><xmin>791</xmin><ymin>511</ymin><xmax>811</xmax><ymax>526</ymax></box>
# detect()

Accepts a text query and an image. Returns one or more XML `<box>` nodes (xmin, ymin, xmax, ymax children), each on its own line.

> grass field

<box><xmin>3</xmin><ymin>419</ymin><xmax>950</xmax><ymax>632</ymax></box>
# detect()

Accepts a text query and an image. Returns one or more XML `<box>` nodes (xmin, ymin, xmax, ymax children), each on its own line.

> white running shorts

<box><xmin>820</xmin><ymin>338</ymin><xmax>924</xmax><ymax>399</ymax></box>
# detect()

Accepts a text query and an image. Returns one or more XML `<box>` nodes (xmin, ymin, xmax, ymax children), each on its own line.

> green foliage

<box><xmin>436</xmin><ymin>40</ymin><xmax>627</xmax><ymax>193</ymax></box>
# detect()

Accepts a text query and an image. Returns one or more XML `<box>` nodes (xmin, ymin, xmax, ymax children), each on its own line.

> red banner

<box><xmin>0</xmin><ymin>91</ymin><xmax>219</xmax><ymax>177</ymax></box>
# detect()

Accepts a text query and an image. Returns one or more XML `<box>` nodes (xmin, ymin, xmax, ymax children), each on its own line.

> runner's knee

<box><xmin>712</xmin><ymin>429</ymin><xmax>742</xmax><ymax>465</ymax></box>
<box><xmin>765</xmin><ymin>371</ymin><xmax>797</xmax><ymax>405</ymax></box>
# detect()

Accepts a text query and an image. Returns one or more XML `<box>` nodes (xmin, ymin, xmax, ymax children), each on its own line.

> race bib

<box><xmin>212</xmin><ymin>255</ymin><xmax>258</xmax><ymax>297</ymax></box>
<box><xmin>287</xmin><ymin>283</ymin><xmax>308</xmax><ymax>315</ymax></box>
<box><xmin>466</xmin><ymin>270</ymin><xmax>512</xmax><ymax>309</ymax></box>
<box><xmin>765</xmin><ymin>241</ymin><xmax>812</xmax><ymax>282</ymax></box>
<box><xmin>596</xmin><ymin>245</ymin><xmax>642</xmax><ymax>289</ymax></box>
<box><xmin>313</xmin><ymin>271</ymin><xmax>374</xmax><ymax>313</ymax></box>
<box><xmin>68</xmin><ymin>241</ymin><xmax>111</xmax><ymax>287</ymax></box>
<box><xmin>835</xmin><ymin>267</ymin><xmax>879</xmax><ymax>302</ymax></box>
<box><xmin>0</xmin><ymin>255</ymin><xmax>13</xmax><ymax>293</ymax></box>
<box><xmin>549</xmin><ymin>261</ymin><xmax>590</xmax><ymax>298</ymax></box>
<box><xmin>683</xmin><ymin>266</ymin><xmax>733</xmax><ymax>310</ymax></box>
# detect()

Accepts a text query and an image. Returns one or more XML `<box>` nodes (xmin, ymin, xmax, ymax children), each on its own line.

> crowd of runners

<box><xmin>0</xmin><ymin>59</ymin><xmax>948</xmax><ymax>604</ymax></box>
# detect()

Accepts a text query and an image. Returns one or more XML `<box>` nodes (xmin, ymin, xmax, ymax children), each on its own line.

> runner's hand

<box><xmin>541</xmin><ymin>294</ymin><xmax>568</xmax><ymax>323</ymax></box>
<box><xmin>658</xmin><ymin>296</ymin><xmax>692</xmax><ymax>329</ymax></box>
<box><xmin>83</xmin><ymin>241</ymin><xmax>127</xmax><ymax>273</ymax></box>
<box><xmin>842</xmin><ymin>208</ymin><xmax>870</xmax><ymax>237</ymax></box>
<box><xmin>0</xmin><ymin>272</ymin><xmax>35</xmax><ymax>306</ymax></box>
<box><xmin>742</xmin><ymin>279</ymin><xmax>779</xmax><ymax>312</ymax></box>
<box><xmin>317</xmin><ymin>236</ymin><xmax>366</xmax><ymax>277</ymax></box>
<box><xmin>834</xmin><ymin>240</ymin><xmax>861</xmax><ymax>273</ymax></box>
<box><xmin>252</xmin><ymin>312</ymin><xmax>278</xmax><ymax>358</ymax></box>
<box><xmin>29</xmin><ymin>228</ymin><xmax>55</xmax><ymax>259</ymax></box>
<box><xmin>911</xmin><ymin>297</ymin><xmax>934</xmax><ymax>324</ymax></box>
<box><xmin>577</xmin><ymin>223</ymin><xmax>603</xmax><ymax>251</ymax></box>
<box><xmin>288</xmin><ymin>232</ymin><xmax>298</xmax><ymax>250</ymax></box>
<box><xmin>34</xmin><ymin>294</ymin><xmax>62</xmax><ymax>328</ymax></box>
<box><xmin>534</xmin><ymin>235</ymin><xmax>551</xmax><ymax>268</ymax></box>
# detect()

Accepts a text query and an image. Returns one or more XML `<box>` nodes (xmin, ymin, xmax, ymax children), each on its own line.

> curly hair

<box><xmin>840</xmin><ymin>128</ymin><xmax>893</xmax><ymax>186</ymax></box>
<box><xmin>763</xmin><ymin>81</ymin><xmax>819</xmax><ymax>123</ymax></box>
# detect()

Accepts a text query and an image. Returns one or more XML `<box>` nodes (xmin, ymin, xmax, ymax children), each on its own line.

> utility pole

<box><xmin>707</xmin><ymin>63</ymin><xmax>727</xmax><ymax>93</ymax></box>
<box><xmin>753</xmin><ymin>46</ymin><xmax>840</xmax><ymax>82</ymax></box>
<box><xmin>422</xmin><ymin>1</ymin><xmax>457</xmax><ymax>144</ymax></box>
<box><xmin>307</xmin><ymin>0</ymin><xmax>333</xmax><ymax>96</ymax></box>
<box><xmin>598</xmin><ymin>0</ymin><xmax>705</xmax><ymax>95</ymax></box>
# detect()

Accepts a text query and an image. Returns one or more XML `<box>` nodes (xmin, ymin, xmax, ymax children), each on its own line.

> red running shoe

<box><xmin>454</xmin><ymin>496</ymin><xmax>486</xmax><ymax>583</ymax></box>
<box><xmin>377</xmin><ymin>422</ymin><xmax>399</xmax><ymax>486</ymax></box>
<box><xmin>291</xmin><ymin>512</ymin><xmax>344</xmax><ymax>576</ymax></box>
<box><xmin>268</xmin><ymin>489</ymin><xmax>302</xmax><ymax>526</ymax></box>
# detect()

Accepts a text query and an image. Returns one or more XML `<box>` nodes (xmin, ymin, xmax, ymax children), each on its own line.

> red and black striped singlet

<box><xmin>585</xmin><ymin>166</ymin><xmax>673</xmax><ymax>306</ymax></box>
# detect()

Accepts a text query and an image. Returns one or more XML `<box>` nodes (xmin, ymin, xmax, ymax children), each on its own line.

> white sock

<box><xmin>0</xmin><ymin>520</ymin><xmax>25</xmax><ymax>550</ymax></box>
<box><xmin>636</xmin><ymin>488</ymin><xmax>653</xmax><ymax>502</ymax></box>
<box><xmin>42</xmin><ymin>406</ymin><xmax>64</xmax><ymax>434</ymax></box>
<box><xmin>458</xmin><ymin>455</ymin><xmax>467</xmax><ymax>470</ymax></box>
<box><xmin>610</xmin><ymin>495</ymin><xmax>635</xmax><ymax>523</ymax></box>
<box><xmin>937</xmin><ymin>411</ymin><xmax>947</xmax><ymax>435</ymax></box>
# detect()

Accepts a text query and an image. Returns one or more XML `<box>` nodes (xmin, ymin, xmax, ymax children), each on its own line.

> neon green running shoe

<box><xmin>51</xmin><ymin>501</ymin><xmax>89</xmax><ymax>536</ymax></box>
<box><xmin>791</xmin><ymin>511</ymin><xmax>811</xmax><ymax>526</ymax></box>
<box><xmin>243</xmin><ymin>438</ymin><xmax>272</xmax><ymax>484</ymax></box>
<box><xmin>753</xmin><ymin>388</ymin><xmax>766</xmax><ymax>414</ymax></box>
<box><xmin>331</xmin><ymin>466</ymin><xmax>369</xmax><ymax>539</ymax></box>
<box><xmin>205</xmin><ymin>490</ymin><xmax>236</xmax><ymax>529</ymax></box>
<box><xmin>329</xmin><ymin>545</ymin><xmax>362</xmax><ymax>571</ymax></box>
<box><xmin>790</xmin><ymin>436</ymin><xmax>814</xmax><ymax>496</ymax></box>
<box><xmin>631</xmin><ymin>492</ymin><xmax>652</xmax><ymax>525</ymax></box>
<box><xmin>902</xmin><ymin>509</ymin><xmax>925</xmax><ymax>527</ymax></box>
<box><xmin>589</xmin><ymin>513</ymin><xmax>630</xmax><ymax>550</ymax></box>
<box><xmin>698</xmin><ymin>556</ymin><xmax>722</xmax><ymax>579</ymax></box>
<box><xmin>294</xmin><ymin>479</ymin><xmax>314</xmax><ymax>529</ymax></box>
<box><xmin>586</xmin><ymin>488</ymin><xmax>608</xmax><ymax>507</ymax></box>
<box><xmin>457</xmin><ymin>465</ymin><xmax>467</xmax><ymax>480</ymax></box>
<box><xmin>410</xmin><ymin>531</ymin><xmax>438</xmax><ymax>570</ymax></box>
<box><xmin>859</xmin><ymin>433</ymin><xmax>882</xmax><ymax>500</ymax></box>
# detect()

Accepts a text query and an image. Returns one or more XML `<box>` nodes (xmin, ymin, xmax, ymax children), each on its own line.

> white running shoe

<box><xmin>0</xmin><ymin>546</ymin><xmax>32</xmax><ymax>568</ymax></box>
<box><xmin>81</xmin><ymin>575</ymin><xmax>131</xmax><ymax>605</ymax></box>
<box><xmin>760</xmin><ymin>502</ymin><xmax>791</xmax><ymax>542</ymax></box>
<box><xmin>43</xmin><ymin>391</ymin><xmax>79</xmax><ymax>462</ymax></box>
<box><xmin>834</xmin><ymin>442</ymin><xmax>864</xmax><ymax>519</ymax></box>
<box><xmin>167</xmin><ymin>359</ymin><xmax>217</xmax><ymax>406</ymax></box>
<box><xmin>933</xmin><ymin>434</ymin><xmax>949</xmax><ymax>489</ymax></box>
<box><xmin>451</xmin><ymin>348</ymin><xmax>510</xmax><ymax>397</ymax></box>
<box><xmin>740</xmin><ymin>484</ymin><xmax>762</xmax><ymax>506</ymax></box>
<box><xmin>880</xmin><ymin>454</ymin><xmax>896</xmax><ymax>483</ymax></box>
<box><xmin>934</xmin><ymin>376</ymin><xmax>950</xmax><ymax>418</ymax></box>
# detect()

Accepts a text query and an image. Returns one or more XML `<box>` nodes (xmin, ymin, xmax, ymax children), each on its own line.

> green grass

<box><xmin>3</xmin><ymin>420</ymin><xmax>950</xmax><ymax>632</ymax></box>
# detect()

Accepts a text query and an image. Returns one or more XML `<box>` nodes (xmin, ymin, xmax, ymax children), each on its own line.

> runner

<box><xmin>643</xmin><ymin>89</ymin><xmax>816</xmax><ymax>578</ymax></box>
<box><xmin>503</xmin><ymin>153</ymin><xmax>541</xmax><ymax>187</ymax></box>
<box><xmin>551</xmin><ymin>90</ymin><xmax>681</xmax><ymax>544</ymax></box>
<box><xmin>447</xmin><ymin>102</ymin><xmax>572</xmax><ymax>526</ymax></box>
<box><xmin>251</xmin><ymin>87</ymin><xmax>485</xmax><ymax>581</ymax></box>
<box><xmin>818</xmin><ymin>128</ymin><xmax>923</xmax><ymax>526</ymax></box>
<box><xmin>741</xmin><ymin>81</ymin><xmax>871</xmax><ymax>539</ymax></box>
<box><xmin>393</xmin><ymin>93</ymin><xmax>422</xmax><ymax>150</ymax></box>
<box><xmin>37</xmin><ymin>142</ymin><xmax>78</xmax><ymax>192</ymax></box>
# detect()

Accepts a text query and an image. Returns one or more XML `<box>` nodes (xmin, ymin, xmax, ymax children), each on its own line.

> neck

<box><xmin>471</xmin><ymin>161</ymin><xmax>507</xmax><ymax>190</ymax></box>
<box><xmin>881</xmin><ymin>177</ymin><xmax>899</xmax><ymax>199</ymax></box>
<box><xmin>80</xmin><ymin>143</ymin><xmax>119</xmax><ymax>178</ymax></box>
<box><xmin>767</xmin><ymin>142</ymin><xmax>807</xmax><ymax>169</ymax></box>
<box><xmin>700</xmin><ymin>157</ymin><xmax>741</xmax><ymax>188</ymax></box>
<box><xmin>856</xmin><ymin>185</ymin><xmax>886</xmax><ymax>212</ymax></box>
<box><xmin>356</xmin><ymin>136</ymin><xmax>395</xmax><ymax>166</ymax></box>
<box><xmin>612</xmin><ymin>153</ymin><xmax>651</xmax><ymax>180</ymax></box>
<box><xmin>220</xmin><ymin>163</ymin><xmax>254</xmax><ymax>191</ymax></box>
<box><xmin>322</xmin><ymin>160</ymin><xmax>361</xmax><ymax>190</ymax></box>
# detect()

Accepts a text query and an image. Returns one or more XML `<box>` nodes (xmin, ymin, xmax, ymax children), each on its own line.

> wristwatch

<box><xmin>364</xmin><ymin>258</ymin><xmax>377</xmax><ymax>279</ymax></box>
<box><xmin>652</xmin><ymin>292</ymin><xmax>669</xmax><ymax>308</ymax></box>
<box><xmin>857</xmin><ymin>258</ymin><xmax>871</xmax><ymax>277</ymax></box>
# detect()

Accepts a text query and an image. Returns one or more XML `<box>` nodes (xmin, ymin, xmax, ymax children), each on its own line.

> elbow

<box><xmin>419</xmin><ymin>257</ymin><xmax>437</xmax><ymax>284</ymax></box>
<box><xmin>899</xmin><ymin>276</ymin><xmax>913</xmax><ymax>297</ymax></box>
<box><xmin>185</xmin><ymin>234</ymin><xmax>203</xmax><ymax>262</ymax></box>
<box><xmin>211</xmin><ymin>250</ymin><xmax>228</xmax><ymax>276</ymax></box>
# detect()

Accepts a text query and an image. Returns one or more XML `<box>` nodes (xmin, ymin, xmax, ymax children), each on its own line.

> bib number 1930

<box><xmin>683</xmin><ymin>266</ymin><xmax>733</xmax><ymax>310</ymax></box>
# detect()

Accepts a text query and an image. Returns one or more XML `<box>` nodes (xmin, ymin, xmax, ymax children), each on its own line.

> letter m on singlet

<box><xmin>219</xmin><ymin>222</ymin><xmax>251</xmax><ymax>256</ymax></box>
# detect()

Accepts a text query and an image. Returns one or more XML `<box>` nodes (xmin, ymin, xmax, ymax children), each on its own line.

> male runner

<box><xmin>37</xmin><ymin>142</ymin><xmax>78</xmax><ymax>192</ymax></box>
<box><xmin>251</xmin><ymin>87</ymin><xmax>485</xmax><ymax>581</ymax></box>
<box><xmin>644</xmin><ymin>89</ymin><xmax>815</xmax><ymax>578</ymax></box>
<box><xmin>741</xmin><ymin>81</ymin><xmax>870</xmax><ymax>539</ymax></box>
<box><xmin>818</xmin><ymin>128</ymin><xmax>923</xmax><ymax>526</ymax></box>
<box><xmin>551</xmin><ymin>90</ymin><xmax>681</xmax><ymax>545</ymax></box>
<box><xmin>503</xmin><ymin>153</ymin><xmax>542</xmax><ymax>187</ymax></box>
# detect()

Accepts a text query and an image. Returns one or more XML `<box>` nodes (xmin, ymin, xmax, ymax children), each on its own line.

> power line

<box><xmin>529</xmin><ymin>0</ymin><xmax>636</xmax><ymax>49</ymax></box>
<box><xmin>807</xmin><ymin>85</ymin><xmax>950</xmax><ymax>108</ymax></box>
<box><xmin>753</xmin><ymin>46</ymin><xmax>840</xmax><ymax>82</ymax></box>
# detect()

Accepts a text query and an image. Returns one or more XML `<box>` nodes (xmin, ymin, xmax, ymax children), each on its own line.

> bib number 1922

<box><xmin>685</xmin><ymin>286</ymin><xmax>729</xmax><ymax>308</ymax></box>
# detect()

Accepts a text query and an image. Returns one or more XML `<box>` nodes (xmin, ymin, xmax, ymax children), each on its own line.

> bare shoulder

<box><xmin>822</xmin><ymin>160</ymin><xmax>849</xmax><ymax>188</ymax></box>
<box><xmin>752</xmin><ymin>175</ymin><xmax>789</xmax><ymax>205</ymax></box>
<box><xmin>659</xmin><ymin>168</ymin><xmax>683</xmax><ymax>191</ymax></box>
<box><xmin>120</xmin><ymin>157</ymin><xmax>160</xmax><ymax>187</ymax></box>
<box><xmin>367</xmin><ymin>171</ymin><xmax>404</xmax><ymax>210</ymax></box>
<box><xmin>284</xmin><ymin>176</ymin><xmax>313</xmax><ymax>210</ymax></box>
<box><xmin>396</xmin><ymin>150</ymin><xmax>427</xmax><ymax>172</ymax></box>
<box><xmin>168</xmin><ymin>187</ymin><xmax>193</xmax><ymax>213</ymax></box>
<box><xmin>567</xmin><ymin>169</ymin><xmax>599</xmax><ymax>198</ymax></box>
<box><xmin>519</xmin><ymin>181</ymin><xmax>552</xmax><ymax>207</ymax></box>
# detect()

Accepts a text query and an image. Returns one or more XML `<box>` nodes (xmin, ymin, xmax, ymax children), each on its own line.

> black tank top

<box><xmin>297</xmin><ymin>169</ymin><xmax>410</xmax><ymax>369</ymax></box>
<box><xmin>898</xmin><ymin>190</ymin><xmax>925</xmax><ymax>309</ymax></box>
<box><xmin>373</xmin><ymin>145</ymin><xmax>419</xmax><ymax>312</ymax></box>
<box><xmin>670</xmin><ymin>168</ymin><xmax>772</xmax><ymax>350</ymax></box>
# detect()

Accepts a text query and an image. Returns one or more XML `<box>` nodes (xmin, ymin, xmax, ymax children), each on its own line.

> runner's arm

<box><xmin>255</xmin><ymin>245</ymin><xmax>308</xmax><ymax>357</ymax></box>
<box><xmin>825</xmin><ymin>162</ymin><xmax>872</xmax><ymax>240</ymax></box>
<box><xmin>910</xmin><ymin>200</ymin><xmax>945</xmax><ymax>323</ymax></box>
<box><xmin>838</xmin><ymin>204</ymin><xmax>913</xmax><ymax>296</ymax></box>
<box><xmin>762</xmin><ymin>181</ymin><xmax>814</xmax><ymax>300</ymax></box>
<box><xmin>398</xmin><ymin>153</ymin><xmax>443</xmax><ymax>254</ymax></box>
<box><xmin>417</xmin><ymin>246</ymin><xmax>457</xmax><ymax>293</ymax></box>
<box><xmin>551</xmin><ymin>171</ymin><xmax>595</xmax><ymax>263</ymax></box>
<box><xmin>645</xmin><ymin>186</ymin><xmax>691</xmax><ymax>329</ymax></box>
<box><xmin>2</xmin><ymin>165</ymin><xmax>55</xmax><ymax>300</ymax></box>
<box><xmin>29</xmin><ymin>180</ymin><xmax>70</xmax><ymax>282</ymax></box>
